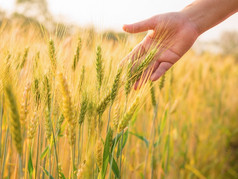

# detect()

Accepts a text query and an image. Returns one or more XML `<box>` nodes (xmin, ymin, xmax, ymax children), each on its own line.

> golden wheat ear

<box><xmin>118</xmin><ymin>96</ymin><xmax>139</xmax><ymax>132</ymax></box>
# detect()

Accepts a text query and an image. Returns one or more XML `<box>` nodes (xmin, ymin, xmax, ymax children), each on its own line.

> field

<box><xmin>0</xmin><ymin>20</ymin><xmax>238</xmax><ymax>179</ymax></box>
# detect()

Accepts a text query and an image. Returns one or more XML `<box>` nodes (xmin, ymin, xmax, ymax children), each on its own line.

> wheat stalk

<box><xmin>118</xmin><ymin>97</ymin><xmax>139</xmax><ymax>132</ymax></box>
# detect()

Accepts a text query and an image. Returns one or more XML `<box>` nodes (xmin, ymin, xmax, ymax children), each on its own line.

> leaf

<box><xmin>111</xmin><ymin>130</ymin><xmax>124</xmax><ymax>150</ymax></box>
<box><xmin>130</xmin><ymin>109</ymin><xmax>139</xmax><ymax>126</ymax></box>
<box><xmin>117</xmin><ymin>130</ymin><xmax>129</xmax><ymax>158</ymax></box>
<box><xmin>101</xmin><ymin>128</ymin><xmax>112</xmax><ymax>179</ymax></box>
<box><xmin>40</xmin><ymin>146</ymin><xmax>49</xmax><ymax>159</ymax></box>
<box><xmin>160</xmin><ymin>109</ymin><xmax>168</xmax><ymax>133</ymax></box>
<box><xmin>28</xmin><ymin>150</ymin><xmax>33</xmax><ymax>177</ymax></box>
<box><xmin>41</xmin><ymin>167</ymin><xmax>54</xmax><ymax>179</ymax></box>
<box><xmin>121</xmin><ymin>130</ymin><xmax>129</xmax><ymax>149</ymax></box>
<box><xmin>112</xmin><ymin>158</ymin><xmax>119</xmax><ymax>178</ymax></box>
<box><xmin>164</xmin><ymin>134</ymin><xmax>170</xmax><ymax>173</ymax></box>
<box><xmin>59</xmin><ymin>171</ymin><xmax>66</xmax><ymax>179</ymax></box>
<box><xmin>129</xmin><ymin>132</ymin><xmax>149</xmax><ymax>147</ymax></box>
<box><xmin>109</xmin><ymin>155</ymin><xmax>120</xmax><ymax>178</ymax></box>
<box><xmin>153</xmin><ymin>137</ymin><xmax>161</xmax><ymax>148</ymax></box>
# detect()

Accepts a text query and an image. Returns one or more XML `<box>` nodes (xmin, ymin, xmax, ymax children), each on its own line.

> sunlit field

<box><xmin>0</xmin><ymin>20</ymin><xmax>238</xmax><ymax>179</ymax></box>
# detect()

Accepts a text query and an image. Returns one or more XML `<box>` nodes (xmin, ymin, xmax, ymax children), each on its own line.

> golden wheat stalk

<box><xmin>58</xmin><ymin>73</ymin><xmax>74</xmax><ymax>125</ymax></box>
<box><xmin>111</xmin><ymin>67</ymin><xmax>122</xmax><ymax>103</ymax></box>
<box><xmin>150</xmin><ymin>82</ymin><xmax>156</xmax><ymax>108</ymax></box>
<box><xmin>112</xmin><ymin>103</ymin><xmax>120</xmax><ymax>131</ymax></box>
<box><xmin>72</xmin><ymin>37</ymin><xmax>82</xmax><ymax>71</ymax></box>
<box><xmin>118</xmin><ymin>97</ymin><xmax>139</xmax><ymax>132</ymax></box>
<box><xmin>44</xmin><ymin>108</ymin><xmax>52</xmax><ymax>140</ymax></box>
<box><xmin>95</xmin><ymin>139</ymin><xmax>103</xmax><ymax>171</ymax></box>
<box><xmin>58</xmin><ymin>73</ymin><xmax>77</xmax><ymax>145</ymax></box>
<box><xmin>27</xmin><ymin>110</ymin><xmax>38</xmax><ymax>140</ymax></box>
<box><xmin>97</xmin><ymin>90</ymin><xmax>111</xmax><ymax>116</ymax></box>
<box><xmin>79</xmin><ymin>93</ymin><xmax>88</xmax><ymax>125</ymax></box>
<box><xmin>20</xmin><ymin>82</ymin><xmax>31</xmax><ymax>125</ymax></box>
<box><xmin>48</xmin><ymin>39</ymin><xmax>57</xmax><ymax>75</ymax></box>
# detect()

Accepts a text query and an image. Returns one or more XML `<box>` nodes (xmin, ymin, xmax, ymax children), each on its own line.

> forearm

<box><xmin>181</xmin><ymin>0</ymin><xmax>238</xmax><ymax>35</ymax></box>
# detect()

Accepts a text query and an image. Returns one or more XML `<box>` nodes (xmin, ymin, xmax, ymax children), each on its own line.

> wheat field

<box><xmin>0</xmin><ymin>20</ymin><xmax>238</xmax><ymax>179</ymax></box>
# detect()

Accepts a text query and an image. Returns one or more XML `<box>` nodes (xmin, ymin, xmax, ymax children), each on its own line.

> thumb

<box><xmin>123</xmin><ymin>16</ymin><xmax>156</xmax><ymax>33</ymax></box>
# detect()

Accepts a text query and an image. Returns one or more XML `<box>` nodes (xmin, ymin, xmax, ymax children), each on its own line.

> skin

<box><xmin>122</xmin><ymin>0</ymin><xmax>238</xmax><ymax>89</ymax></box>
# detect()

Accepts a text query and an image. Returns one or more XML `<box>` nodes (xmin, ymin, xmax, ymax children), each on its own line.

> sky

<box><xmin>1</xmin><ymin>0</ymin><xmax>238</xmax><ymax>41</ymax></box>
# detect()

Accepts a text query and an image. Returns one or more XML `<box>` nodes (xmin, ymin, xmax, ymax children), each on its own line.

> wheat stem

<box><xmin>0</xmin><ymin>94</ymin><xmax>3</xmax><ymax>160</ymax></box>
<box><xmin>1</xmin><ymin>127</ymin><xmax>9</xmax><ymax>179</ymax></box>
<box><xmin>71</xmin><ymin>145</ymin><xmax>76</xmax><ymax>179</ymax></box>
<box><xmin>108</xmin><ymin>133</ymin><xmax>118</xmax><ymax>179</ymax></box>
<box><xmin>49</xmin><ymin>145</ymin><xmax>51</xmax><ymax>179</ymax></box>
<box><xmin>35</xmin><ymin>124</ymin><xmax>41</xmax><ymax>179</ymax></box>
<box><xmin>18</xmin><ymin>153</ymin><xmax>23</xmax><ymax>178</ymax></box>
<box><xmin>106</xmin><ymin>105</ymin><xmax>112</xmax><ymax>132</ymax></box>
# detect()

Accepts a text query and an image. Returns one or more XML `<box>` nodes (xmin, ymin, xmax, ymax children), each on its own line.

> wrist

<box><xmin>181</xmin><ymin>0</ymin><xmax>238</xmax><ymax>35</ymax></box>
<box><xmin>181</xmin><ymin>2</ymin><xmax>204</xmax><ymax>35</ymax></box>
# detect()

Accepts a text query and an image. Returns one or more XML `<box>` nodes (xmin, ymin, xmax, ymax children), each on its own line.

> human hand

<box><xmin>122</xmin><ymin>12</ymin><xmax>199</xmax><ymax>89</ymax></box>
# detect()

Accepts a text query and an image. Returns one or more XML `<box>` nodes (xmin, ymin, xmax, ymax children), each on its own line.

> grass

<box><xmin>0</xmin><ymin>20</ymin><xmax>238</xmax><ymax>179</ymax></box>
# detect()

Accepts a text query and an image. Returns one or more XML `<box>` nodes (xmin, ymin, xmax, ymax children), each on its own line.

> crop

<box><xmin>0</xmin><ymin>20</ymin><xmax>238</xmax><ymax>179</ymax></box>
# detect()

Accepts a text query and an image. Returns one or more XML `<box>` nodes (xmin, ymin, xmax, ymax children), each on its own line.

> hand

<box><xmin>122</xmin><ymin>12</ymin><xmax>199</xmax><ymax>89</ymax></box>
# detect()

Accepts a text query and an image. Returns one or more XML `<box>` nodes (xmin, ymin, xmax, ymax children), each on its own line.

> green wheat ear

<box><xmin>44</xmin><ymin>108</ymin><xmax>52</xmax><ymax>140</ymax></box>
<box><xmin>131</xmin><ymin>49</ymin><xmax>157</xmax><ymax>83</ymax></box>
<box><xmin>95</xmin><ymin>139</ymin><xmax>103</xmax><ymax>171</ymax></box>
<box><xmin>5</xmin><ymin>84</ymin><xmax>23</xmax><ymax>155</ymax></box>
<box><xmin>72</xmin><ymin>37</ymin><xmax>82</xmax><ymax>71</ymax></box>
<box><xmin>111</xmin><ymin>67</ymin><xmax>122</xmax><ymax>104</ymax></box>
<box><xmin>79</xmin><ymin>93</ymin><xmax>88</xmax><ymax>125</ymax></box>
<box><xmin>20</xmin><ymin>47</ymin><xmax>29</xmax><ymax>69</ymax></box>
<box><xmin>48</xmin><ymin>39</ymin><xmax>57</xmax><ymax>74</ymax></box>
<box><xmin>125</xmin><ymin>60</ymin><xmax>133</xmax><ymax>97</ymax></box>
<box><xmin>150</xmin><ymin>82</ymin><xmax>156</xmax><ymax>107</ymax></box>
<box><xmin>43</xmin><ymin>75</ymin><xmax>51</xmax><ymax>111</ymax></box>
<box><xmin>97</xmin><ymin>90</ymin><xmax>111</xmax><ymax>116</ymax></box>
<box><xmin>118</xmin><ymin>97</ymin><xmax>139</xmax><ymax>132</ymax></box>
<box><xmin>33</xmin><ymin>78</ymin><xmax>41</xmax><ymax>109</ymax></box>
<box><xmin>112</xmin><ymin>103</ymin><xmax>120</xmax><ymax>131</ymax></box>
<box><xmin>95</xmin><ymin>45</ymin><xmax>104</xmax><ymax>91</ymax></box>
<box><xmin>159</xmin><ymin>74</ymin><xmax>166</xmax><ymax>90</ymax></box>
<box><xmin>78</xmin><ymin>65</ymin><xmax>85</xmax><ymax>93</ymax></box>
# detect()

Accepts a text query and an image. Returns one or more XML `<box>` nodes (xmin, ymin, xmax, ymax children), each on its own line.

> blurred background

<box><xmin>0</xmin><ymin>0</ymin><xmax>238</xmax><ymax>58</ymax></box>
<box><xmin>0</xmin><ymin>1</ymin><xmax>238</xmax><ymax>178</ymax></box>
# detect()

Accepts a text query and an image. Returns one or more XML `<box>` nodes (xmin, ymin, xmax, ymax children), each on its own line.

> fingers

<box><xmin>134</xmin><ymin>54</ymin><xmax>161</xmax><ymax>90</ymax></box>
<box><xmin>134</xmin><ymin>68</ymin><xmax>152</xmax><ymax>90</ymax></box>
<box><xmin>123</xmin><ymin>16</ymin><xmax>156</xmax><ymax>33</ymax></box>
<box><xmin>120</xmin><ymin>35</ymin><xmax>154</xmax><ymax>66</ymax></box>
<box><xmin>150</xmin><ymin>62</ymin><xmax>173</xmax><ymax>81</ymax></box>
<box><xmin>133</xmin><ymin>48</ymin><xmax>179</xmax><ymax>89</ymax></box>
<box><xmin>148</xmin><ymin>49</ymin><xmax>179</xmax><ymax>81</ymax></box>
